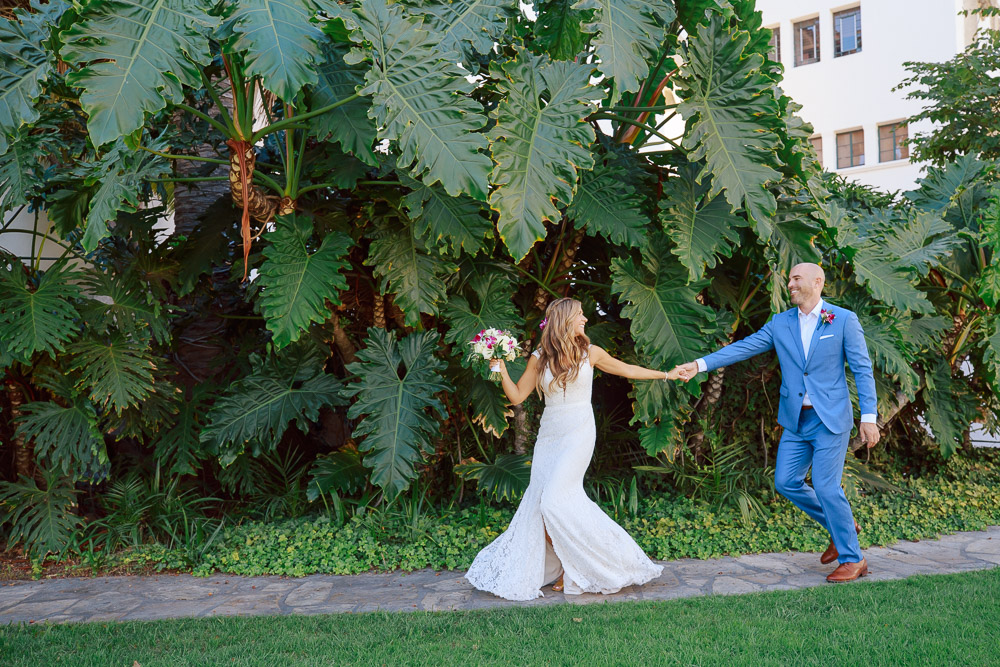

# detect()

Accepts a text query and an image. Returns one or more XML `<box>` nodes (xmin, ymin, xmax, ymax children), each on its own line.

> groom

<box><xmin>674</xmin><ymin>263</ymin><xmax>879</xmax><ymax>582</ymax></box>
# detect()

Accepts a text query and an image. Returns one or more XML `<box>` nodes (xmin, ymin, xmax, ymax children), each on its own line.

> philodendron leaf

<box><xmin>660</xmin><ymin>161</ymin><xmax>744</xmax><ymax>281</ymax></box>
<box><xmin>225</xmin><ymin>0</ymin><xmax>328</xmax><ymax>102</ymax></box>
<box><xmin>343</xmin><ymin>328</ymin><xmax>452</xmax><ymax>499</ymax></box>
<box><xmin>567</xmin><ymin>152</ymin><xmax>649</xmax><ymax>248</ymax></box>
<box><xmin>311</xmin><ymin>41</ymin><xmax>377</xmax><ymax>164</ymax></box>
<box><xmin>0</xmin><ymin>0</ymin><xmax>67</xmax><ymax>152</ymax></box>
<box><xmin>0</xmin><ymin>260</ymin><xmax>82</xmax><ymax>362</ymax></box>
<box><xmin>489</xmin><ymin>49</ymin><xmax>601</xmax><ymax>261</ymax></box>
<box><xmin>257</xmin><ymin>213</ymin><xmax>352</xmax><ymax>349</ymax></box>
<box><xmin>68</xmin><ymin>334</ymin><xmax>158</xmax><ymax>414</ymax></box>
<box><xmin>15</xmin><ymin>398</ymin><xmax>107</xmax><ymax>476</ymax></box>
<box><xmin>307</xmin><ymin>449</ymin><xmax>368</xmax><ymax>500</ymax></box>
<box><xmin>365</xmin><ymin>219</ymin><xmax>458</xmax><ymax>326</ymax></box>
<box><xmin>610</xmin><ymin>232</ymin><xmax>718</xmax><ymax>369</ymax></box>
<box><xmin>404</xmin><ymin>0</ymin><xmax>518</xmax><ymax>62</ymax></box>
<box><xmin>572</xmin><ymin>0</ymin><xmax>676</xmax><ymax>95</ymax></box>
<box><xmin>454</xmin><ymin>454</ymin><xmax>531</xmax><ymax>502</ymax></box>
<box><xmin>442</xmin><ymin>272</ymin><xmax>522</xmax><ymax>353</ymax></box>
<box><xmin>202</xmin><ymin>341</ymin><xmax>346</xmax><ymax>466</ymax></box>
<box><xmin>534</xmin><ymin>0</ymin><xmax>593</xmax><ymax>61</ymax></box>
<box><xmin>399</xmin><ymin>172</ymin><xmax>492</xmax><ymax>257</ymax></box>
<box><xmin>676</xmin><ymin>15</ymin><xmax>782</xmax><ymax>238</ymax></box>
<box><xmin>60</xmin><ymin>0</ymin><xmax>219</xmax><ymax>148</ymax></box>
<box><xmin>348</xmin><ymin>0</ymin><xmax>492</xmax><ymax>199</ymax></box>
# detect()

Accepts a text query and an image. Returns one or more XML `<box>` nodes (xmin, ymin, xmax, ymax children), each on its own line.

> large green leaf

<box><xmin>855</xmin><ymin>313</ymin><xmax>919</xmax><ymax>399</ymax></box>
<box><xmin>201</xmin><ymin>342</ymin><xmax>346</xmax><ymax>466</ymax></box>
<box><xmin>82</xmin><ymin>139</ymin><xmax>170</xmax><ymax>251</ymax></box>
<box><xmin>660</xmin><ymin>162</ymin><xmax>744</xmax><ymax>281</ymax></box>
<box><xmin>152</xmin><ymin>386</ymin><xmax>210</xmax><ymax>477</ymax></box>
<box><xmin>850</xmin><ymin>243</ymin><xmax>934</xmax><ymax>314</ymax></box>
<box><xmin>80</xmin><ymin>270</ymin><xmax>171</xmax><ymax>346</ymax></box>
<box><xmin>0</xmin><ymin>1</ymin><xmax>66</xmax><ymax>151</ymax></box>
<box><xmin>572</xmin><ymin>0</ymin><xmax>675</xmax><ymax>95</ymax></box>
<box><xmin>676</xmin><ymin>16</ymin><xmax>782</xmax><ymax>237</ymax></box>
<box><xmin>454</xmin><ymin>454</ymin><xmax>530</xmax><ymax>502</ymax></box>
<box><xmin>567</xmin><ymin>153</ymin><xmax>649</xmax><ymax>248</ymax></box>
<box><xmin>442</xmin><ymin>272</ymin><xmax>522</xmax><ymax>351</ymax></box>
<box><xmin>489</xmin><ymin>49</ymin><xmax>600</xmax><ymax>261</ymax></box>
<box><xmin>306</xmin><ymin>449</ymin><xmax>368</xmax><ymax>500</ymax></box>
<box><xmin>0</xmin><ymin>260</ymin><xmax>82</xmax><ymax>362</ymax></box>
<box><xmin>226</xmin><ymin>0</ymin><xmax>326</xmax><ymax>102</ymax></box>
<box><xmin>0</xmin><ymin>129</ymin><xmax>48</xmax><ymax>216</ymax></box>
<box><xmin>61</xmin><ymin>0</ymin><xmax>219</xmax><ymax>148</ymax></box>
<box><xmin>399</xmin><ymin>173</ymin><xmax>492</xmax><ymax>257</ymax></box>
<box><xmin>466</xmin><ymin>372</ymin><xmax>514</xmax><ymax>436</ymax></box>
<box><xmin>985</xmin><ymin>316</ymin><xmax>1000</xmax><ymax>395</ymax></box>
<box><xmin>15</xmin><ymin>399</ymin><xmax>106</xmax><ymax>476</ymax></box>
<box><xmin>365</xmin><ymin>219</ymin><xmax>458</xmax><ymax>326</ymax></box>
<box><xmin>310</xmin><ymin>41</ymin><xmax>377</xmax><ymax>164</ymax></box>
<box><xmin>343</xmin><ymin>328</ymin><xmax>451</xmax><ymax>499</ymax></box>
<box><xmin>348</xmin><ymin>0</ymin><xmax>492</xmax><ymax>199</ymax></box>
<box><xmin>68</xmin><ymin>334</ymin><xmax>158</xmax><ymax>414</ymax></box>
<box><xmin>405</xmin><ymin>0</ymin><xmax>517</xmax><ymax>61</ymax></box>
<box><xmin>257</xmin><ymin>213</ymin><xmax>352</xmax><ymax>349</ymax></box>
<box><xmin>922</xmin><ymin>358</ymin><xmax>976</xmax><ymax>457</ymax></box>
<box><xmin>905</xmin><ymin>154</ymin><xmax>989</xmax><ymax>214</ymax></box>
<box><xmin>610</xmin><ymin>233</ymin><xmax>717</xmax><ymax>368</ymax></box>
<box><xmin>881</xmin><ymin>209</ymin><xmax>960</xmax><ymax>277</ymax></box>
<box><xmin>0</xmin><ymin>469</ymin><xmax>80</xmax><ymax>558</ymax></box>
<box><xmin>534</xmin><ymin>0</ymin><xmax>592</xmax><ymax>60</ymax></box>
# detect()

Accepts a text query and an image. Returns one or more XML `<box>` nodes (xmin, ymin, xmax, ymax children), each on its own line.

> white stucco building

<box><xmin>756</xmin><ymin>0</ymin><xmax>992</xmax><ymax>192</ymax></box>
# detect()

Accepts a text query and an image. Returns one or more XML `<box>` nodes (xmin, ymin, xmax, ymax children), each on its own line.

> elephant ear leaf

<box><xmin>567</xmin><ymin>153</ymin><xmax>649</xmax><ymax>248</ymax></box>
<box><xmin>225</xmin><ymin>0</ymin><xmax>328</xmax><ymax>102</ymax></box>
<box><xmin>405</xmin><ymin>0</ymin><xmax>518</xmax><ymax>62</ymax></box>
<box><xmin>572</xmin><ymin>0</ymin><xmax>675</xmax><ymax>96</ymax></box>
<box><xmin>454</xmin><ymin>454</ymin><xmax>531</xmax><ymax>502</ymax></box>
<box><xmin>676</xmin><ymin>15</ymin><xmax>782</xmax><ymax>238</ymax></box>
<box><xmin>0</xmin><ymin>468</ymin><xmax>80</xmax><ymax>558</ymax></box>
<box><xmin>399</xmin><ymin>172</ymin><xmax>493</xmax><ymax>257</ymax></box>
<box><xmin>442</xmin><ymin>273</ymin><xmax>522</xmax><ymax>352</ymax></box>
<box><xmin>343</xmin><ymin>329</ymin><xmax>452</xmax><ymax>499</ymax></box>
<box><xmin>60</xmin><ymin>0</ymin><xmax>219</xmax><ymax>147</ymax></box>
<box><xmin>0</xmin><ymin>260</ymin><xmax>82</xmax><ymax>363</ymax></box>
<box><xmin>489</xmin><ymin>49</ymin><xmax>601</xmax><ymax>261</ymax></box>
<box><xmin>610</xmin><ymin>233</ymin><xmax>717</xmax><ymax>369</ymax></box>
<box><xmin>348</xmin><ymin>0</ymin><xmax>492</xmax><ymax>199</ymax></box>
<box><xmin>68</xmin><ymin>334</ymin><xmax>158</xmax><ymax>414</ymax></box>
<box><xmin>307</xmin><ymin>450</ymin><xmax>368</xmax><ymax>500</ymax></box>
<box><xmin>0</xmin><ymin>1</ymin><xmax>67</xmax><ymax>152</ymax></box>
<box><xmin>660</xmin><ymin>162</ymin><xmax>744</xmax><ymax>281</ymax></box>
<box><xmin>201</xmin><ymin>341</ymin><xmax>346</xmax><ymax>466</ymax></box>
<box><xmin>15</xmin><ymin>399</ymin><xmax>107</xmax><ymax>477</ymax></box>
<box><xmin>311</xmin><ymin>41</ymin><xmax>378</xmax><ymax>165</ymax></box>
<box><xmin>257</xmin><ymin>213</ymin><xmax>352</xmax><ymax>349</ymax></box>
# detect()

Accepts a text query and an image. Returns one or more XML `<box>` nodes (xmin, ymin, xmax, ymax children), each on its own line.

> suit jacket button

<box><xmin>798</xmin><ymin>392</ymin><xmax>803</xmax><ymax>396</ymax></box>
<box><xmin>804</xmin><ymin>372</ymin><xmax>808</xmax><ymax>376</ymax></box>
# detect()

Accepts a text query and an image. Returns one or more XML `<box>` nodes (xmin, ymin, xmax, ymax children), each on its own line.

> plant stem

<box><xmin>0</xmin><ymin>229</ymin><xmax>88</xmax><ymax>263</ymax></box>
<box><xmin>148</xmin><ymin>176</ymin><xmax>230</xmax><ymax>184</ymax></box>
<box><xmin>252</xmin><ymin>93</ymin><xmax>361</xmax><ymax>142</ymax></box>
<box><xmin>174</xmin><ymin>103</ymin><xmax>230</xmax><ymax>135</ymax></box>
<box><xmin>511</xmin><ymin>263</ymin><xmax>561</xmax><ymax>298</ymax></box>
<box><xmin>605</xmin><ymin>104</ymin><xmax>679</xmax><ymax>113</ymax></box>
<box><xmin>296</xmin><ymin>182</ymin><xmax>340</xmax><ymax>196</ymax></box>
<box><xmin>356</xmin><ymin>180</ymin><xmax>399</xmax><ymax>186</ymax></box>
<box><xmin>590</xmin><ymin>113</ymin><xmax>678</xmax><ymax>147</ymax></box>
<box><xmin>139</xmin><ymin>145</ymin><xmax>229</xmax><ymax>165</ymax></box>
<box><xmin>199</xmin><ymin>67</ymin><xmax>237</xmax><ymax>135</ymax></box>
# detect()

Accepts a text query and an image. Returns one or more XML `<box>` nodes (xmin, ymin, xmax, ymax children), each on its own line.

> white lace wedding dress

<box><xmin>465</xmin><ymin>348</ymin><xmax>663</xmax><ymax>601</ymax></box>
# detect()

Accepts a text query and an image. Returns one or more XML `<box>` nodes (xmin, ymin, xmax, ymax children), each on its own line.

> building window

<box><xmin>878</xmin><ymin>123</ymin><xmax>909</xmax><ymax>162</ymax></box>
<box><xmin>768</xmin><ymin>27</ymin><xmax>781</xmax><ymax>63</ymax></box>
<box><xmin>809</xmin><ymin>135</ymin><xmax>823</xmax><ymax>166</ymax></box>
<box><xmin>836</xmin><ymin>130</ymin><xmax>864</xmax><ymax>168</ymax></box>
<box><xmin>794</xmin><ymin>18</ymin><xmax>820</xmax><ymax>66</ymax></box>
<box><xmin>834</xmin><ymin>7</ymin><xmax>862</xmax><ymax>57</ymax></box>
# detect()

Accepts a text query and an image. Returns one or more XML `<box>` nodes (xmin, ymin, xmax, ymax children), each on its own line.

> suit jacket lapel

<box><xmin>804</xmin><ymin>300</ymin><xmax>826</xmax><ymax>368</ymax></box>
<box><xmin>787</xmin><ymin>309</ymin><xmax>806</xmax><ymax>367</ymax></box>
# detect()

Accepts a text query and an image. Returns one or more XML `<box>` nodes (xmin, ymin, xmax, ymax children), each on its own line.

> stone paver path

<box><xmin>2</xmin><ymin>527</ymin><xmax>997</xmax><ymax>624</ymax></box>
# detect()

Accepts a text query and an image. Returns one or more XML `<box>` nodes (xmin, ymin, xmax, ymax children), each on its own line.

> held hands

<box><xmin>671</xmin><ymin>361</ymin><xmax>700</xmax><ymax>383</ymax></box>
<box><xmin>859</xmin><ymin>422</ymin><xmax>881</xmax><ymax>449</ymax></box>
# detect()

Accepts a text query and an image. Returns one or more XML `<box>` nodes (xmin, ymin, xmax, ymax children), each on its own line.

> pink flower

<box><xmin>820</xmin><ymin>308</ymin><xmax>835</xmax><ymax>325</ymax></box>
<box><xmin>539</xmin><ymin>317</ymin><xmax>548</xmax><ymax>329</ymax></box>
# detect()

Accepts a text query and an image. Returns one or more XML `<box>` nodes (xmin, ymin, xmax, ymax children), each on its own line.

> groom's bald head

<box><xmin>788</xmin><ymin>263</ymin><xmax>825</xmax><ymax>308</ymax></box>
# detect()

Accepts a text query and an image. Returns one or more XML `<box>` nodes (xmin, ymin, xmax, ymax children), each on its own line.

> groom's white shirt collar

<box><xmin>798</xmin><ymin>299</ymin><xmax>823</xmax><ymax>319</ymax></box>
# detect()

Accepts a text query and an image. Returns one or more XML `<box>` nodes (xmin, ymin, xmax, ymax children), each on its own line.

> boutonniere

<box><xmin>820</xmin><ymin>308</ymin><xmax>835</xmax><ymax>325</ymax></box>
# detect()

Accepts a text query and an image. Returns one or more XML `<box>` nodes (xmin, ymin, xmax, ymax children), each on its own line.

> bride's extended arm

<box><xmin>589</xmin><ymin>345</ymin><xmax>682</xmax><ymax>381</ymax></box>
<box><xmin>496</xmin><ymin>356</ymin><xmax>541</xmax><ymax>405</ymax></box>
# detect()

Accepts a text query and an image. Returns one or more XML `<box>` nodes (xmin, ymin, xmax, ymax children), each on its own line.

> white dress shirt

<box><xmin>695</xmin><ymin>300</ymin><xmax>876</xmax><ymax>423</ymax></box>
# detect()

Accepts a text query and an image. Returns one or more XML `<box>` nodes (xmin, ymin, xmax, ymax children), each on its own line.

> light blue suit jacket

<box><xmin>701</xmin><ymin>301</ymin><xmax>877</xmax><ymax>434</ymax></box>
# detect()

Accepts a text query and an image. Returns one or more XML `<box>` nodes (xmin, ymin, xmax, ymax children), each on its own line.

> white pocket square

<box><xmin>819</xmin><ymin>334</ymin><xmax>834</xmax><ymax>340</ymax></box>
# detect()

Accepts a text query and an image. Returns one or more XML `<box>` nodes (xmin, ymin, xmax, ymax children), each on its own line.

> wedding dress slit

<box><xmin>466</xmin><ymin>349</ymin><xmax>663</xmax><ymax>601</ymax></box>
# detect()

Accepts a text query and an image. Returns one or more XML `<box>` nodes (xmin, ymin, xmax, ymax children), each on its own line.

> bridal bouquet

<box><xmin>468</xmin><ymin>328</ymin><xmax>522</xmax><ymax>381</ymax></box>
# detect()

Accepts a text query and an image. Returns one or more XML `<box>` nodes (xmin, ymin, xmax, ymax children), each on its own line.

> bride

<box><xmin>465</xmin><ymin>297</ymin><xmax>682</xmax><ymax>601</ymax></box>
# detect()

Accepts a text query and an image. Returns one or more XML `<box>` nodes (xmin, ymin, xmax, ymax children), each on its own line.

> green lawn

<box><xmin>3</xmin><ymin>568</ymin><xmax>998</xmax><ymax>666</ymax></box>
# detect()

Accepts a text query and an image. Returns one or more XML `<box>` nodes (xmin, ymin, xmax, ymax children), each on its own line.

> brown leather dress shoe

<box><xmin>826</xmin><ymin>558</ymin><xmax>868</xmax><ymax>583</ymax></box>
<box><xmin>820</xmin><ymin>520</ymin><xmax>862</xmax><ymax>565</ymax></box>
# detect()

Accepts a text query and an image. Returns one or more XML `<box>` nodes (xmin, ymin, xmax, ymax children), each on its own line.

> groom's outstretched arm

<box><xmin>695</xmin><ymin>318</ymin><xmax>778</xmax><ymax>375</ymax></box>
<box><xmin>844</xmin><ymin>312</ymin><xmax>878</xmax><ymax>420</ymax></box>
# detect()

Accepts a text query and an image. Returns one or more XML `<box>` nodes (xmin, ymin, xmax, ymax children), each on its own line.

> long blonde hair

<box><xmin>535</xmin><ymin>298</ymin><xmax>591</xmax><ymax>395</ymax></box>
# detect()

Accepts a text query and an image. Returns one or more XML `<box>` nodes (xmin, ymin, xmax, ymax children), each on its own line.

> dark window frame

<box><xmin>878</xmin><ymin>122</ymin><xmax>909</xmax><ymax>162</ymax></box>
<box><xmin>834</xmin><ymin>6</ymin><xmax>862</xmax><ymax>57</ymax></box>
<box><xmin>809</xmin><ymin>135</ymin><xmax>823</xmax><ymax>167</ymax></box>
<box><xmin>836</xmin><ymin>129</ymin><xmax>865</xmax><ymax>169</ymax></box>
<box><xmin>794</xmin><ymin>17</ymin><xmax>821</xmax><ymax>66</ymax></box>
<box><xmin>768</xmin><ymin>26</ymin><xmax>781</xmax><ymax>63</ymax></box>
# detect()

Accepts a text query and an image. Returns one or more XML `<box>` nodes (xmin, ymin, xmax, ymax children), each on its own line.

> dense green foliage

<box><xmin>0</xmin><ymin>0</ymin><xmax>997</xmax><ymax>560</ymax></box>
<box><xmin>4</xmin><ymin>569</ymin><xmax>1000</xmax><ymax>666</ymax></box>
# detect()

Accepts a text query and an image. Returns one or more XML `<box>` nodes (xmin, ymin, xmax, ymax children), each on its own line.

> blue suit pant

<box><xmin>775</xmin><ymin>409</ymin><xmax>862</xmax><ymax>563</ymax></box>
